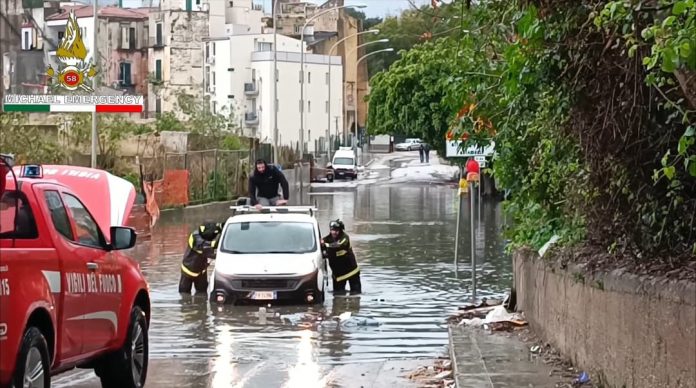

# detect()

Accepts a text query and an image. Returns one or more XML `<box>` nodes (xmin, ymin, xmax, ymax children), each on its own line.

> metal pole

<box><xmin>454</xmin><ymin>166</ymin><xmax>463</xmax><ymax>270</ymax></box>
<box><xmin>90</xmin><ymin>0</ymin><xmax>98</xmax><ymax>168</ymax></box>
<box><xmin>326</xmin><ymin>30</ymin><xmax>379</xmax><ymax>163</ymax></box>
<box><xmin>299</xmin><ymin>5</ymin><xmax>364</xmax><ymax>158</ymax></box>
<box><xmin>327</xmin><ymin>54</ymin><xmax>332</xmax><ymax>161</ymax></box>
<box><xmin>0</xmin><ymin>5</ymin><xmax>5</xmax><ymax>113</ymax></box>
<box><xmin>470</xmin><ymin>181</ymin><xmax>477</xmax><ymax>302</ymax></box>
<box><xmin>272</xmin><ymin>0</ymin><xmax>278</xmax><ymax>165</ymax></box>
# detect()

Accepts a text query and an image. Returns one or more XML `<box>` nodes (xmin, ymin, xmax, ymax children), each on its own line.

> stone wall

<box><xmin>513</xmin><ymin>249</ymin><xmax>696</xmax><ymax>388</ymax></box>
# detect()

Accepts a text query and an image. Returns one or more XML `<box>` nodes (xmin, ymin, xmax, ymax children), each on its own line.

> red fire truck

<box><xmin>0</xmin><ymin>157</ymin><xmax>151</xmax><ymax>388</ymax></box>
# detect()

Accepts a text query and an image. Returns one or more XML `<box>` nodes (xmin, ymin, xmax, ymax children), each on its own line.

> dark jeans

<box><xmin>179</xmin><ymin>270</ymin><xmax>208</xmax><ymax>294</ymax></box>
<box><xmin>333</xmin><ymin>272</ymin><xmax>362</xmax><ymax>294</ymax></box>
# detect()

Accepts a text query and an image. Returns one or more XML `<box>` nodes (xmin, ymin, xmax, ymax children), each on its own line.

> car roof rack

<box><xmin>230</xmin><ymin>206</ymin><xmax>318</xmax><ymax>217</ymax></box>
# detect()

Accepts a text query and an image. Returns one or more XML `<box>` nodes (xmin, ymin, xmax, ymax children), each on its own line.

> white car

<box><xmin>209</xmin><ymin>206</ymin><xmax>328</xmax><ymax>305</ymax></box>
<box><xmin>395</xmin><ymin>138</ymin><xmax>422</xmax><ymax>151</ymax></box>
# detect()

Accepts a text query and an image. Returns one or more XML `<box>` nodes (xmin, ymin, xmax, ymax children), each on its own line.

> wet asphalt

<box><xmin>53</xmin><ymin>151</ymin><xmax>511</xmax><ymax>387</ymax></box>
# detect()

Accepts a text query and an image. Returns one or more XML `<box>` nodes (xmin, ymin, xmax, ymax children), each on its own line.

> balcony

<box><xmin>244</xmin><ymin>82</ymin><xmax>258</xmax><ymax>96</ymax></box>
<box><xmin>245</xmin><ymin>112</ymin><xmax>259</xmax><ymax>125</ymax></box>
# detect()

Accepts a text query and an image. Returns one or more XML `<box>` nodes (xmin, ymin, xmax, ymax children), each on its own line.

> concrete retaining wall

<box><xmin>514</xmin><ymin>249</ymin><xmax>696</xmax><ymax>388</ymax></box>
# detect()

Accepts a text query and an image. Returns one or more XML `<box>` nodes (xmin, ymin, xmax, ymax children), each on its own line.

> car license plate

<box><xmin>250</xmin><ymin>291</ymin><xmax>276</xmax><ymax>300</ymax></box>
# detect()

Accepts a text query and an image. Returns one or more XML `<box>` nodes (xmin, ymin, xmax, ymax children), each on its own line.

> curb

<box><xmin>447</xmin><ymin>324</ymin><xmax>462</xmax><ymax>388</ymax></box>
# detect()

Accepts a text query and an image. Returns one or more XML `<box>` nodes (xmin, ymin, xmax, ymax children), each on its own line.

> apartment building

<box><xmin>146</xmin><ymin>0</ymin><xmax>225</xmax><ymax>117</ymax></box>
<box><xmin>204</xmin><ymin>33</ymin><xmax>343</xmax><ymax>153</ymax></box>
<box><xmin>273</xmin><ymin>0</ymin><xmax>369</xmax><ymax>145</ymax></box>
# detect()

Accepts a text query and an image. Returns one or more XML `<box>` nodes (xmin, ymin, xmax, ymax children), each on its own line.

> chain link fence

<box><xmin>163</xmin><ymin>149</ymin><xmax>250</xmax><ymax>205</ymax></box>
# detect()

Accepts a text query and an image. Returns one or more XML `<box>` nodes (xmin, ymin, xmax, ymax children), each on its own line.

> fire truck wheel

<box><xmin>95</xmin><ymin>306</ymin><xmax>149</xmax><ymax>388</ymax></box>
<box><xmin>12</xmin><ymin>326</ymin><xmax>50</xmax><ymax>388</ymax></box>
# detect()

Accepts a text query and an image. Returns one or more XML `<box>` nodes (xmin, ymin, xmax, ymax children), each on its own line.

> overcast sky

<box><xmin>261</xmin><ymin>0</ymin><xmax>431</xmax><ymax>18</ymax></box>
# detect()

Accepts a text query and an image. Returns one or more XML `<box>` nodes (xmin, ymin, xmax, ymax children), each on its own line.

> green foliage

<box><xmin>367</xmin><ymin>0</ymin><xmax>694</xmax><ymax>257</ymax></box>
<box><xmin>0</xmin><ymin>113</ymin><xmax>65</xmax><ymax>163</ymax></box>
<box><xmin>595</xmin><ymin>0</ymin><xmax>696</xmax><ymax>182</ymax></box>
<box><xmin>363</xmin><ymin>2</ymin><xmax>462</xmax><ymax>75</ymax></box>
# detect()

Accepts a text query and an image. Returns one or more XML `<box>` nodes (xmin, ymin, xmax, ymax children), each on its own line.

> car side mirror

<box><xmin>109</xmin><ymin>226</ymin><xmax>137</xmax><ymax>250</ymax></box>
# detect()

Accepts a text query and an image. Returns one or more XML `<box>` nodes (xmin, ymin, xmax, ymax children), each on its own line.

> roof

<box><xmin>46</xmin><ymin>5</ymin><xmax>149</xmax><ymax>21</ymax></box>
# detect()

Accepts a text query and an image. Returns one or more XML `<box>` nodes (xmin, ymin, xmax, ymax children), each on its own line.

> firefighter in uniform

<box><xmin>179</xmin><ymin>221</ymin><xmax>222</xmax><ymax>294</ymax></box>
<box><xmin>322</xmin><ymin>219</ymin><xmax>362</xmax><ymax>294</ymax></box>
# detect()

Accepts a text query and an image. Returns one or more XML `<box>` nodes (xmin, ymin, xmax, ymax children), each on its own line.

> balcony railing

<box><xmin>244</xmin><ymin>82</ymin><xmax>258</xmax><ymax>96</ymax></box>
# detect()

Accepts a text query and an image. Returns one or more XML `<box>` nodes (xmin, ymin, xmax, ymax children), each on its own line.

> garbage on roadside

<box><xmin>446</xmin><ymin>297</ymin><xmax>503</xmax><ymax>323</ymax></box>
<box><xmin>405</xmin><ymin>357</ymin><xmax>455</xmax><ymax>388</ymax></box>
<box><xmin>454</xmin><ymin>304</ymin><xmax>528</xmax><ymax>331</ymax></box>
<box><xmin>574</xmin><ymin>371</ymin><xmax>590</xmax><ymax>386</ymax></box>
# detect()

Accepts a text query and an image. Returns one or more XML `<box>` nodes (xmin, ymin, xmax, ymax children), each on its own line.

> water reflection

<box><xmin>55</xmin><ymin>181</ymin><xmax>512</xmax><ymax>387</ymax></box>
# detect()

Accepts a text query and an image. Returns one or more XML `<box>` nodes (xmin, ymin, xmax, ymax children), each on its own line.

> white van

<box><xmin>330</xmin><ymin>147</ymin><xmax>358</xmax><ymax>180</ymax></box>
<box><xmin>209</xmin><ymin>206</ymin><xmax>327</xmax><ymax>305</ymax></box>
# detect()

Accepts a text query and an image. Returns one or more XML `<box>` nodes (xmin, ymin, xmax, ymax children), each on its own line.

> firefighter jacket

<box><xmin>181</xmin><ymin>226</ymin><xmax>220</xmax><ymax>278</ymax></box>
<box><xmin>322</xmin><ymin>232</ymin><xmax>360</xmax><ymax>282</ymax></box>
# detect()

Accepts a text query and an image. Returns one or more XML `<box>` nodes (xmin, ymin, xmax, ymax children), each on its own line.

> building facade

<box><xmin>205</xmin><ymin>33</ymin><xmax>342</xmax><ymax>153</ymax></box>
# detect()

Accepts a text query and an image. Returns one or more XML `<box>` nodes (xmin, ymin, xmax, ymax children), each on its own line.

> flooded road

<box><xmin>55</xmin><ymin>152</ymin><xmax>512</xmax><ymax>387</ymax></box>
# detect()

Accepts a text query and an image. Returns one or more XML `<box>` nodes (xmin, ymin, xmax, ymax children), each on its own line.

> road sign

<box><xmin>445</xmin><ymin>140</ymin><xmax>495</xmax><ymax>158</ymax></box>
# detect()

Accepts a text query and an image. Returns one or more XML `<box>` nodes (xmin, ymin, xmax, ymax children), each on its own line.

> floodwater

<box><xmin>54</xmin><ymin>153</ymin><xmax>512</xmax><ymax>387</ymax></box>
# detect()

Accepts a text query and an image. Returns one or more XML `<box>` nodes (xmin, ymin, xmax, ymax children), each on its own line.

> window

<box><xmin>257</xmin><ymin>42</ymin><xmax>272</xmax><ymax>52</ymax></box>
<box><xmin>221</xmin><ymin>222</ymin><xmax>317</xmax><ymax>254</ymax></box>
<box><xmin>58</xmin><ymin>31</ymin><xmax>65</xmax><ymax>41</ymax></box>
<box><xmin>213</xmin><ymin>42</ymin><xmax>216</xmax><ymax>55</ymax></box>
<box><xmin>308</xmin><ymin>101</ymin><xmax>311</xmax><ymax>112</ymax></box>
<box><xmin>156</xmin><ymin>23</ymin><xmax>163</xmax><ymax>46</ymax></box>
<box><xmin>308</xmin><ymin>72</ymin><xmax>311</xmax><ymax>84</ymax></box>
<box><xmin>119</xmin><ymin>62</ymin><xmax>132</xmax><ymax>86</ymax></box>
<box><xmin>43</xmin><ymin>191</ymin><xmax>73</xmax><ymax>241</ymax></box>
<box><xmin>205</xmin><ymin>42</ymin><xmax>210</xmax><ymax>60</ymax></box>
<box><xmin>23</xmin><ymin>31</ymin><xmax>30</xmax><ymax>50</ymax></box>
<box><xmin>62</xmin><ymin>193</ymin><xmax>103</xmax><ymax>248</ymax></box>
<box><xmin>333</xmin><ymin>157</ymin><xmax>354</xmax><ymax>165</ymax></box>
<box><xmin>129</xmin><ymin>27</ymin><xmax>136</xmax><ymax>49</ymax></box>
<box><xmin>0</xmin><ymin>191</ymin><xmax>38</xmax><ymax>239</ymax></box>
<box><xmin>156</xmin><ymin>98</ymin><xmax>162</xmax><ymax>115</ymax></box>
<box><xmin>120</xmin><ymin>26</ymin><xmax>136</xmax><ymax>49</ymax></box>
<box><xmin>155</xmin><ymin>59</ymin><xmax>162</xmax><ymax>80</ymax></box>
<box><xmin>212</xmin><ymin>71</ymin><xmax>216</xmax><ymax>86</ymax></box>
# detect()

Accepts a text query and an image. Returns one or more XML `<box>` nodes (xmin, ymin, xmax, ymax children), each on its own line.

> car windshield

<box><xmin>333</xmin><ymin>157</ymin><xmax>353</xmax><ymax>165</ymax></box>
<box><xmin>221</xmin><ymin>221</ymin><xmax>317</xmax><ymax>254</ymax></box>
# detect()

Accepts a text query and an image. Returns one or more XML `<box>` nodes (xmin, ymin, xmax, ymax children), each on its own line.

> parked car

<box><xmin>331</xmin><ymin>148</ymin><xmax>358</xmax><ymax>180</ymax></box>
<box><xmin>209</xmin><ymin>206</ymin><xmax>327</xmax><ymax>305</ymax></box>
<box><xmin>310</xmin><ymin>158</ymin><xmax>334</xmax><ymax>183</ymax></box>
<box><xmin>0</xmin><ymin>163</ymin><xmax>150</xmax><ymax>388</ymax></box>
<box><xmin>395</xmin><ymin>138</ymin><xmax>423</xmax><ymax>151</ymax></box>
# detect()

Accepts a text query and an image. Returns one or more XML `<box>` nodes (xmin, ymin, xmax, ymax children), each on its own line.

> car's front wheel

<box><xmin>12</xmin><ymin>326</ymin><xmax>50</xmax><ymax>388</ymax></box>
<box><xmin>95</xmin><ymin>306</ymin><xmax>148</xmax><ymax>388</ymax></box>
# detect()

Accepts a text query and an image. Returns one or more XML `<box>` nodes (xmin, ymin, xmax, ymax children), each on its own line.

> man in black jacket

<box><xmin>179</xmin><ymin>221</ymin><xmax>222</xmax><ymax>294</ymax></box>
<box><xmin>322</xmin><ymin>219</ymin><xmax>362</xmax><ymax>294</ymax></box>
<box><xmin>248</xmin><ymin>159</ymin><xmax>289</xmax><ymax>209</ymax></box>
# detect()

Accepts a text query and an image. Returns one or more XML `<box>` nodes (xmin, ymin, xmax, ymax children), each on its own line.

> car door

<box><xmin>61</xmin><ymin>191</ymin><xmax>123</xmax><ymax>354</ymax></box>
<box><xmin>41</xmin><ymin>189</ymin><xmax>86</xmax><ymax>361</ymax></box>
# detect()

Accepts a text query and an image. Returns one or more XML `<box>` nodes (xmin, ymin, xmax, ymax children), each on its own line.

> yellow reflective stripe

<box><xmin>336</xmin><ymin>250</ymin><xmax>347</xmax><ymax>256</ymax></box>
<box><xmin>211</xmin><ymin>239</ymin><xmax>217</xmax><ymax>248</ymax></box>
<box><xmin>181</xmin><ymin>264</ymin><xmax>200</xmax><ymax>277</ymax></box>
<box><xmin>199</xmin><ymin>225</ymin><xmax>205</xmax><ymax>232</ymax></box>
<box><xmin>336</xmin><ymin>267</ymin><xmax>359</xmax><ymax>282</ymax></box>
<box><xmin>338</xmin><ymin>238</ymin><xmax>347</xmax><ymax>245</ymax></box>
<box><xmin>188</xmin><ymin>234</ymin><xmax>194</xmax><ymax>249</ymax></box>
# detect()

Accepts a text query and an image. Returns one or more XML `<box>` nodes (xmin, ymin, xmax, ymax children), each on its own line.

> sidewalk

<box><xmin>448</xmin><ymin>325</ymin><xmax>559</xmax><ymax>387</ymax></box>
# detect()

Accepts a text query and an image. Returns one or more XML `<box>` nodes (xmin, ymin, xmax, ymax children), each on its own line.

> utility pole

<box><xmin>0</xmin><ymin>7</ymin><xmax>5</xmax><ymax>113</ymax></box>
<box><xmin>90</xmin><ymin>0</ymin><xmax>99</xmax><ymax>168</ymax></box>
<box><xmin>272</xmin><ymin>0</ymin><xmax>278</xmax><ymax>165</ymax></box>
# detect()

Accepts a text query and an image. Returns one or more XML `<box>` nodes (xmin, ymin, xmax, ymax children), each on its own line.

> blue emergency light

<box><xmin>20</xmin><ymin>165</ymin><xmax>43</xmax><ymax>178</ymax></box>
